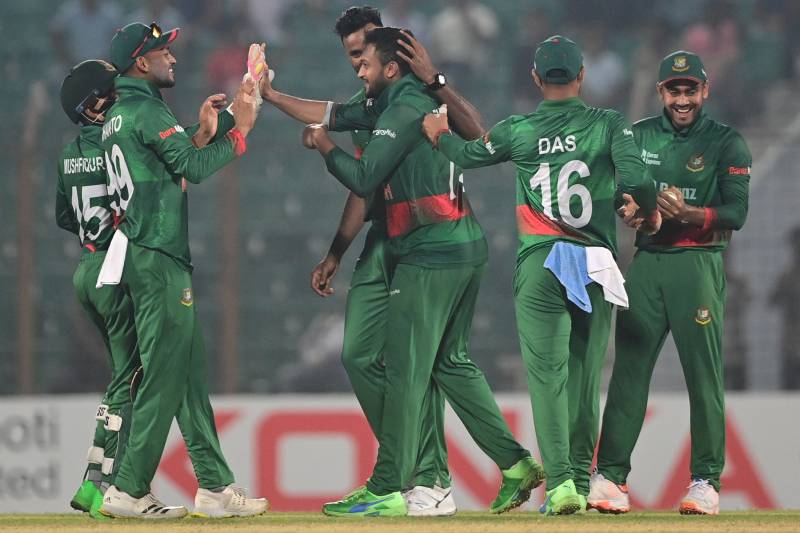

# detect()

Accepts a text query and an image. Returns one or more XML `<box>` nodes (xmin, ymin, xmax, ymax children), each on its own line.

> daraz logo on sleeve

<box><xmin>159</xmin><ymin>124</ymin><xmax>185</xmax><ymax>139</ymax></box>
<box><xmin>372</xmin><ymin>128</ymin><xmax>396</xmax><ymax>138</ymax></box>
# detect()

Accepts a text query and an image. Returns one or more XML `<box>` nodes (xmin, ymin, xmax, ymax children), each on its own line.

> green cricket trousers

<box><xmin>368</xmin><ymin>262</ymin><xmax>530</xmax><ymax>495</ymax></box>
<box><xmin>342</xmin><ymin>224</ymin><xmax>450</xmax><ymax>488</ymax></box>
<box><xmin>514</xmin><ymin>245</ymin><xmax>613</xmax><ymax>495</ymax></box>
<box><xmin>112</xmin><ymin>243</ymin><xmax>234</xmax><ymax>498</ymax></box>
<box><xmin>597</xmin><ymin>249</ymin><xmax>726</xmax><ymax>491</ymax></box>
<box><xmin>73</xmin><ymin>250</ymin><xmax>141</xmax><ymax>484</ymax></box>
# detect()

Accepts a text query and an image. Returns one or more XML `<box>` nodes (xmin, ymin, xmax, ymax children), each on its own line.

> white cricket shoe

<box><xmin>404</xmin><ymin>485</ymin><xmax>457</xmax><ymax>517</ymax></box>
<box><xmin>679</xmin><ymin>479</ymin><xmax>719</xmax><ymax>515</ymax></box>
<box><xmin>587</xmin><ymin>470</ymin><xmax>630</xmax><ymax>514</ymax></box>
<box><xmin>193</xmin><ymin>485</ymin><xmax>268</xmax><ymax>518</ymax></box>
<box><xmin>100</xmin><ymin>485</ymin><xmax>188</xmax><ymax>519</ymax></box>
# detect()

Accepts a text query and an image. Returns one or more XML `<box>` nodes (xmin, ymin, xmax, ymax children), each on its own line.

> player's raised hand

<box><xmin>657</xmin><ymin>186</ymin><xmax>686</xmax><ymax>221</ymax></box>
<box><xmin>231</xmin><ymin>77</ymin><xmax>258</xmax><ymax>137</ymax></box>
<box><xmin>195</xmin><ymin>93</ymin><xmax>227</xmax><ymax>145</ymax></box>
<box><xmin>422</xmin><ymin>105</ymin><xmax>450</xmax><ymax>146</ymax></box>
<box><xmin>617</xmin><ymin>193</ymin><xmax>642</xmax><ymax>228</ymax></box>
<box><xmin>311</xmin><ymin>253</ymin><xmax>340</xmax><ymax>297</ymax></box>
<box><xmin>396</xmin><ymin>30</ymin><xmax>437</xmax><ymax>85</ymax></box>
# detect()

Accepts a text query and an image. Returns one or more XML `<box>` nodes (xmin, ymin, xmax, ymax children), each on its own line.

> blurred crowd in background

<box><xmin>2</xmin><ymin>0</ymin><xmax>800</xmax><ymax>395</ymax></box>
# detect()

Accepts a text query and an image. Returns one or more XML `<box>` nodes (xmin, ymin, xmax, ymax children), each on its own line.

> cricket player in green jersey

<box><xmin>588</xmin><ymin>51</ymin><xmax>751</xmax><ymax>516</ymax></box>
<box><xmin>97</xmin><ymin>22</ymin><xmax>266</xmax><ymax>519</ymax></box>
<box><xmin>302</xmin><ymin>27</ymin><xmax>542</xmax><ymax>517</ymax></box>
<box><xmin>423</xmin><ymin>35</ymin><xmax>659</xmax><ymax>516</ymax></box>
<box><xmin>58</xmin><ymin>59</ymin><xmax>141</xmax><ymax>520</ymax></box>
<box><xmin>303</xmin><ymin>7</ymin><xmax>492</xmax><ymax>516</ymax></box>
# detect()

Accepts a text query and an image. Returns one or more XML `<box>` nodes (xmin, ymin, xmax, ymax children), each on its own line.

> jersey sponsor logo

<box><xmin>642</xmin><ymin>149</ymin><xmax>661</xmax><ymax>166</ymax></box>
<box><xmin>538</xmin><ymin>135</ymin><xmax>576</xmax><ymax>155</ymax></box>
<box><xmin>686</xmin><ymin>153</ymin><xmax>705</xmax><ymax>173</ymax></box>
<box><xmin>180</xmin><ymin>288</ymin><xmax>194</xmax><ymax>307</ymax></box>
<box><xmin>658</xmin><ymin>182</ymin><xmax>696</xmax><ymax>200</ymax></box>
<box><xmin>728</xmin><ymin>166</ymin><xmax>750</xmax><ymax>175</ymax></box>
<box><xmin>482</xmin><ymin>133</ymin><xmax>496</xmax><ymax>154</ymax></box>
<box><xmin>372</xmin><ymin>128</ymin><xmax>396</xmax><ymax>138</ymax></box>
<box><xmin>389</xmin><ymin>289</ymin><xmax>400</xmax><ymax>295</ymax></box>
<box><xmin>159</xmin><ymin>124</ymin><xmax>185</xmax><ymax>139</ymax></box>
<box><xmin>101</xmin><ymin>114</ymin><xmax>123</xmax><ymax>142</ymax></box>
<box><xmin>695</xmin><ymin>306</ymin><xmax>712</xmax><ymax>325</ymax></box>
<box><xmin>63</xmin><ymin>155</ymin><xmax>104</xmax><ymax>175</ymax></box>
<box><xmin>672</xmin><ymin>55</ymin><xmax>689</xmax><ymax>72</ymax></box>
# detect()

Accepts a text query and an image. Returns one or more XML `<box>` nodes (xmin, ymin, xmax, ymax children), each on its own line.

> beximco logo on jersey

<box><xmin>0</xmin><ymin>403</ymin><xmax>60</xmax><ymax>505</ymax></box>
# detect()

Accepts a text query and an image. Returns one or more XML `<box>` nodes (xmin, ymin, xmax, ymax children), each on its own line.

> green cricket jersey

<box><xmin>633</xmin><ymin>109</ymin><xmax>751</xmax><ymax>252</ymax></box>
<box><xmin>101</xmin><ymin>77</ymin><xmax>241</xmax><ymax>271</ymax></box>
<box><xmin>437</xmin><ymin>97</ymin><xmax>655</xmax><ymax>264</ymax></box>
<box><xmin>345</xmin><ymin>88</ymin><xmax>384</xmax><ymax>224</ymax></box>
<box><xmin>326</xmin><ymin>74</ymin><xmax>487</xmax><ymax>268</ymax></box>
<box><xmin>56</xmin><ymin>125</ymin><xmax>115</xmax><ymax>252</ymax></box>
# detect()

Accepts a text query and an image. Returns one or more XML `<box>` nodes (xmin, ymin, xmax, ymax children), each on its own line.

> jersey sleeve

<box><xmin>137</xmin><ymin>98</ymin><xmax>240</xmax><ymax>184</ymax></box>
<box><xmin>330</xmin><ymin>99</ymin><xmax>381</xmax><ymax>132</ymax></box>
<box><xmin>437</xmin><ymin>117</ymin><xmax>514</xmax><ymax>169</ymax></box>
<box><xmin>611</xmin><ymin>112</ymin><xmax>656</xmax><ymax>213</ymax></box>
<box><xmin>183</xmin><ymin>108</ymin><xmax>236</xmax><ymax>143</ymax></box>
<box><xmin>324</xmin><ymin>103</ymin><xmax>419</xmax><ymax>196</ymax></box>
<box><xmin>709</xmin><ymin>131</ymin><xmax>751</xmax><ymax>231</ymax></box>
<box><xmin>55</xmin><ymin>162</ymin><xmax>79</xmax><ymax>235</ymax></box>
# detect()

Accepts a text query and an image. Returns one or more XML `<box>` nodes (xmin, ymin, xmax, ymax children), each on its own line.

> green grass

<box><xmin>0</xmin><ymin>511</ymin><xmax>798</xmax><ymax>533</ymax></box>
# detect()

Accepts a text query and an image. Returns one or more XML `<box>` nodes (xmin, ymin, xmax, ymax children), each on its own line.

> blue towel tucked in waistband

<box><xmin>543</xmin><ymin>242</ymin><xmax>593</xmax><ymax>313</ymax></box>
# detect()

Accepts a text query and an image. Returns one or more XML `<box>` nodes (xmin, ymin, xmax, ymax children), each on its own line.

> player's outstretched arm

<box><xmin>397</xmin><ymin>30</ymin><xmax>486</xmax><ymax>140</ymax></box>
<box><xmin>258</xmin><ymin>60</ymin><xmax>329</xmax><ymax>125</ymax></box>
<box><xmin>426</xmin><ymin>109</ymin><xmax>512</xmax><ymax>170</ymax></box>
<box><xmin>311</xmin><ymin>192</ymin><xmax>366</xmax><ymax>297</ymax></box>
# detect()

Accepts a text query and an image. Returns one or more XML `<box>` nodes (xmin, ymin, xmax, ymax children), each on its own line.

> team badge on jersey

<box><xmin>686</xmin><ymin>153</ymin><xmax>705</xmax><ymax>172</ymax></box>
<box><xmin>181</xmin><ymin>288</ymin><xmax>194</xmax><ymax>307</ymax></box>
<box><xmin>695</xmin><ymin>306</ymin><xmax>711</xmax><ymax>325</ymax></box>
<box><xmin>672</xmin><ymin>55</ymin><xmax>689</xmax><ymax>72</ymax></box>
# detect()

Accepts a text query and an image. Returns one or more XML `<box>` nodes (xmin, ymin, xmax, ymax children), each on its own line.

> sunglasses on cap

<box><xmin>130</xmin><ymin>22</ymin><xmax>163</xmax><ymax>58</ymax></box>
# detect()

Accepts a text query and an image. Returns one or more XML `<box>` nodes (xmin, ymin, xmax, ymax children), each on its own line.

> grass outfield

<box><xmin>0</xmin><ymin>512</ymin><xmax>799</xmax><ymax>533</ymax></box>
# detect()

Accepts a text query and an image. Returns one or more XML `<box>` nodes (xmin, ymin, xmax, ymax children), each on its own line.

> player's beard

<box><xmin>365</xmin><ymin>74</ymin><xmax>389</xmax><ymax>99</ymax></box>
<box><xmin>153</xmin><ymin>64</ymin><xmax>176</xmax><ymax>89</ymax></box>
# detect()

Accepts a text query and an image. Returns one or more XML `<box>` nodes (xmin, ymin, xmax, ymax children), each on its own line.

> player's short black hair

<box><xmin>363</xmin><ymin>27</ymin><xmax>413</xmax><ymax>76</ymax></box>
<box><xmin>334</xmin><ymin>6</ymin><xmax>383</xmax><ymax>39</ymax></box>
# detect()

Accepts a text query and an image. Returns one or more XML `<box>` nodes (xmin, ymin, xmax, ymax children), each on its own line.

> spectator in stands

<box><xmin>382</xmin><ymin>0</ymin><xmax>428</xmax><ymax>43</ymax></box>
<box><xmin>510</xmin><ymin>6</ymin><xmax>552</xmax><ymax>111</ymax></box>
<box><xmin>579</xmin><ymin>26</ymin><xmax>626</xmax><ymax>109</ymax></box>
<box><xmin>49</xmin><ymin>0</ymin><xmax>122</xmax><ymax>69</ymax></box>
<box><xmin>771</xmin><ymin>227</ymin><xmax>800</xmax><ymax>390</ymax></box>
<box><xmin>428</xmin><ymin>0</ymin><xmax>499</xmax><ymax>86</ymax></box>
<box><xmin>127</xmin><ymin>0</ymin><xmax>184</xmax><ymax>36</ymax></box>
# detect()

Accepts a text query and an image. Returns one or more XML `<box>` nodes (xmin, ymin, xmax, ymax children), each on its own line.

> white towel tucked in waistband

<box><xmin>95</xmin><ymin>230</ymin><xmax>128</xmax><ymax>288</ymax></box>
<box><xmin>585</xmin><ymin>247</ymin><xmax>628</xmax><ymax>309</ymax></box>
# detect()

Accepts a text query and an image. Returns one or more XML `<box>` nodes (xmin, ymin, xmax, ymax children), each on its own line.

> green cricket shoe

<box><xmin>577</xmin><ymin>493</ymin><xmax>587</xmax><ymax>514</ymax></box>
<box><xmin>322</xmin><ymin>488</ymin><xmax>407</xmax><ymax>517</ymax></box>
<box><xmin>70</xmin><ymin>480</ymin><xmax>97</xmax><ymax>513</ymax></box>
<box><xmin>539</xmin><ymin>479</ymin><xmax>583</xmax><ymax>516</ymax></box>
<box><xmin>89</xmin><ymin>488</ymin><xmax>111</xmax><ymax>520</ymax></box>
<box><xmin>490</xmin><ymin>455</ymin><xmax>545</xmax><ymax>514</ymax></box>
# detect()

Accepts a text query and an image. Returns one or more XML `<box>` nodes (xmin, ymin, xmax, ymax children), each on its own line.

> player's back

<box><xmin>56</xmin><ymin>125</ymin><xmax>115</xmax><ymax>252</ymax></box>
<box><xmin>502</xmin><ymin>97</ymin><xmax>639</xmax><ymax>261</ymax></box>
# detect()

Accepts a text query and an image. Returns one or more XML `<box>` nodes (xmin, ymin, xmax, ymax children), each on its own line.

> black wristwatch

<box><xmin>427</xmin><ymin>72</ymin><xmax>447</xmax><ymax>91</ymax></box>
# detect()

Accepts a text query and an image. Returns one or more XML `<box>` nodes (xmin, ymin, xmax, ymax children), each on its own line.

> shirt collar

<box><xmin>659</xmin><ymin>107</ymin><xmax>707</xmax><ymax>136</ymax></box>
<box><xmin>535</xmin><ymin>97</ymin><xmax>588</xmax><ymax>113</ymax></box>
<box><xmin>114</xmin><ymin>76</ymin><xmax>164</xmax><ymax>101</ymax></box>
<box><xmin>79</xmin><ymin>124</ymin><xmax>103</xmax><ymax>148</ymax></box>
<box><xmin>375</xmin><ymin>74</ymin><xmax>425</xmax><ymax>109</ymax></box>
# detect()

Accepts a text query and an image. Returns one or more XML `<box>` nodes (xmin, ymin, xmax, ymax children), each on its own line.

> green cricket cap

<box><xmin>658</xmin><ymin>51</ymin><xmax>707</xmax><ymax>84</ymax></box>
<box><xmin>60</xmin><ymin>59</ymin><xmax>118</xmax><ymax>124</ymax></box>
<box><xmin>534</xmin><ymin>35</ymin><xmax>583</xmax><ymax>85</ymax></box>
<box><xmin>110</xmin><ymin>22</ymin><xmax>180</xmax><ymax>73</ymax></box>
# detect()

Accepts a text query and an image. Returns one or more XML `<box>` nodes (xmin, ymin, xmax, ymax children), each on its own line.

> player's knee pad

<box><xmin>95</xmin><ymin>403</ymin><xmax>109</xmax><ymax>422</ymax></box>
<box><xmin>87</xmin><ymin>445</ymin><xmax>104</xmax><ymax>465</ymax></box>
